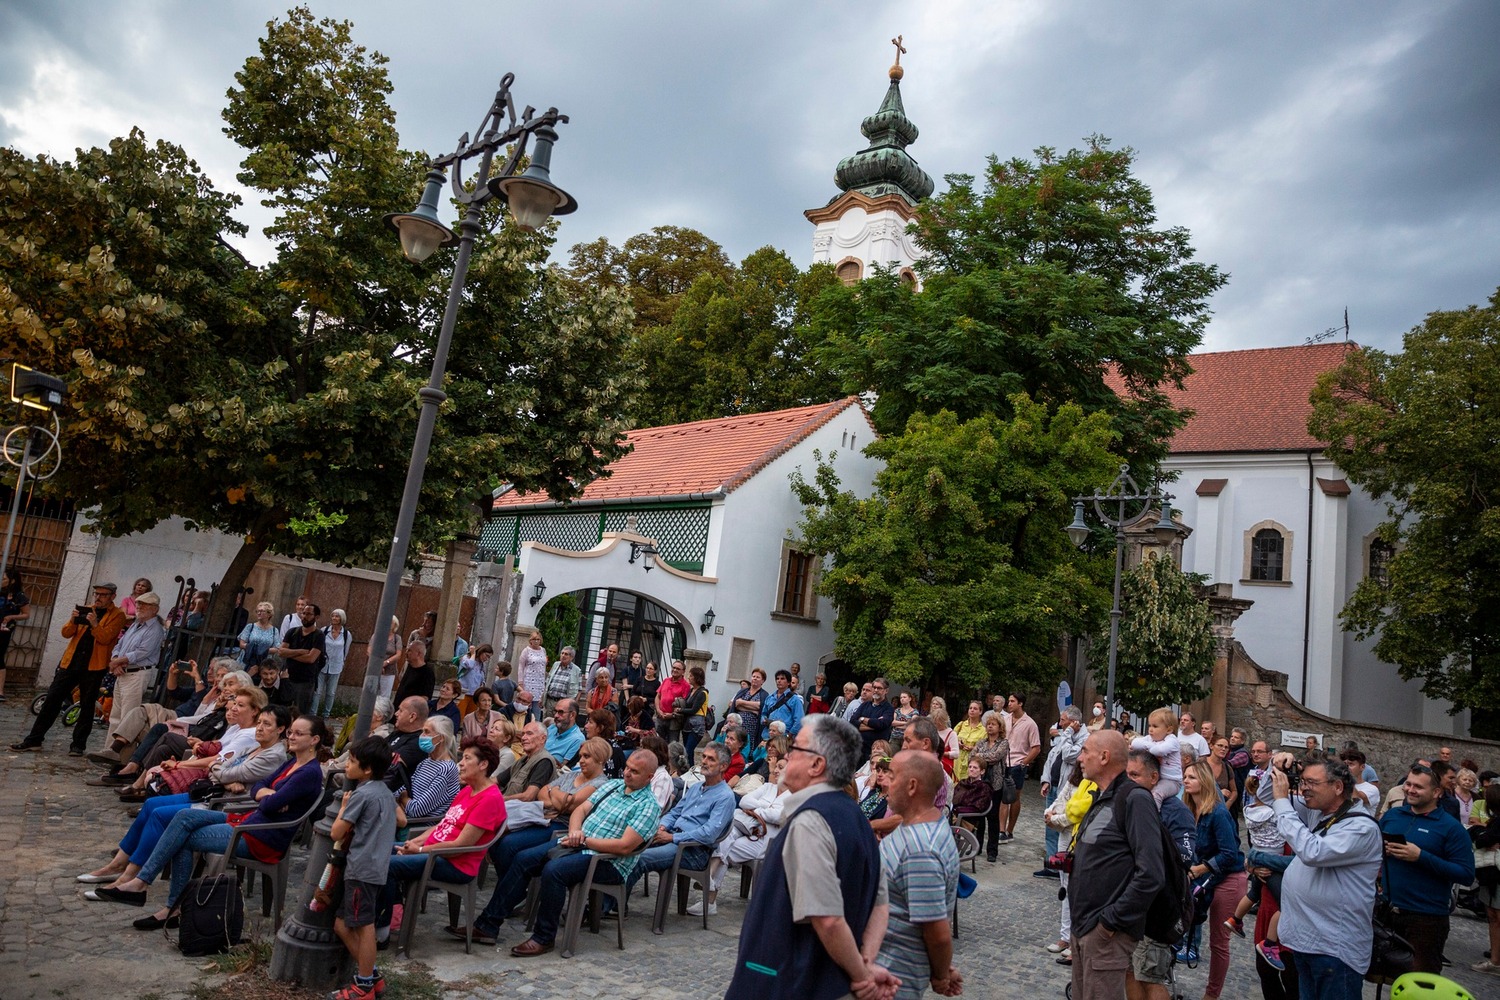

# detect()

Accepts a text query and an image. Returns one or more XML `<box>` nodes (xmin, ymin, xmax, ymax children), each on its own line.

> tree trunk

<box><xmin>203</xmin><ymin>515</ymin><xmax>280</xmax><ymax>640</ymax></box>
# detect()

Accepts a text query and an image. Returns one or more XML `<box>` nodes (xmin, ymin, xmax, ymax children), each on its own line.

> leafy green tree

<box><xmin>565</xmin><ymin>225</ymin><xmax>732</xmax><ymax>330</ymax></box>
<box><xmin>807</xmin><ymin>138</ymin><xmax>1227</xmax><ymax>468</ymax></box>
<box><xmin>1</xmin><ymin>9</ymin><xmax>635</xmax><ymax>640</ymax></box>
<box><xmin>1113</xmin><ymin>555</ymin><xmax>1216</xmax><ymax>718</ymax></box>
<box><xmin>791</xmin><ymin>397</ymin><xmax>1119</xmax><ymax>694</ymax></box>
<box><xmin>1308</xmin><ymin>291</ymin><xmax>1500</xmax><ymax>732</ymax></box>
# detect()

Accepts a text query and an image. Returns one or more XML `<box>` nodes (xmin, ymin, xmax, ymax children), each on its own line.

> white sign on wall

<box><xmin>1281</xmin><ymin>729</ymin><xmax>1323</xmax><ymax>749</ymax></box>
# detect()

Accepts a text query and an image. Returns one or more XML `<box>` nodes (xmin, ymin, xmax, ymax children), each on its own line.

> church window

<box><xmin>1249</xmin><ymin>528</ymin><xmax>1285</xmax><ymax>581</ymax></box>
<box><xmin>835</xmin><ymin>259</ymin><xmax>863</xmax><ymax>286</ymax></box>
<box><xmin>1367</xmin><ymin>536</ymin><xmax>1395</xmax><ymax>588</ymax></box>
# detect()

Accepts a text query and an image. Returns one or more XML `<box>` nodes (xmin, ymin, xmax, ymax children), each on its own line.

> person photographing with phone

<box><xmin>12</xmin><ymin>582</ymin><xmax>128</xmax><ymax>755</ymax></box>
<box><xmin>1377</xmin><ymin>763</ymin><xmax>1475</xmax><ymax>974</ymax></box>
<box><xmin>1268</xmin><ymin>753</ymin><xmax>1382</xmax><ymax>999</ymax></box>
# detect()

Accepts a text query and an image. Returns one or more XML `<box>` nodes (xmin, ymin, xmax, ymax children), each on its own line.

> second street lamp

<box><xmin>1066</xmin><ymin>463</ymin><xmax>1183</xmax><ymax>726</ymax></box>
<box><xmin>354</xmin><ymin>72</ymin><xmax>575</xmax><ymax>743</ymax></box>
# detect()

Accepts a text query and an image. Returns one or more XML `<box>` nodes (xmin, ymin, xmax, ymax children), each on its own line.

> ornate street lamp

<box><xmin>1065</xmin><ymin>463</ymin><xmax>1183</xmax><ymax>725</ymax></box>
<box><xmin>271</xmin><ymin>73</ymin><xmax>575</xmax><ymax>989</ymax></box>
<box><xmin>700</xmin><ymin>607</ymin><xmax>716</xmax><ymax>633</ymax></box>
<box><xmin>530</xmin><ymin>578</ymin><xmax>547</xmax><ymax>607</ymax></box>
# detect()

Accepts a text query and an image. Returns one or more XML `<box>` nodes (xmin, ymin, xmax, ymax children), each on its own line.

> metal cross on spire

<box><xmin>891</xmin><ymin>34</ymin><xmax>906</xmax><ymax>66</ymax></box>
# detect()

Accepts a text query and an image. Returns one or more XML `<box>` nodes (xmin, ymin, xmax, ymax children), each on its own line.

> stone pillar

<box><xmin>470</xmin><ymin>557</ymin><xmax>512</xmax><ymax>649</ymax></box>
<box><xmin>1197</xmin><ymin>583</ymin><xmax>1253</xmax><ymax>729</ymax></box>
<box><xmin>432</xmin><ymin>539</ymin><xmax>476</xmax><ymax>670</ymax></box>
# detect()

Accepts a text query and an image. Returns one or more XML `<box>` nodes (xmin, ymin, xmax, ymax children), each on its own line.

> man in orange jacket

<box><xmin>12</xmin><ymin>582</ymin><xmax>128</xmax><ymax>755</ymax></box>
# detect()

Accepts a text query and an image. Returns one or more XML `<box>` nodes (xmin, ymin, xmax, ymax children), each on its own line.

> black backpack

<box><xmin>1140</xmin><ymin>795</ymin><xmax>1196</xmax><ymax>944</ymax></box>
<box><xmin>177</xmin><ymin>873</ymin><xmax>244</xmax><ymax>956</ymax></box>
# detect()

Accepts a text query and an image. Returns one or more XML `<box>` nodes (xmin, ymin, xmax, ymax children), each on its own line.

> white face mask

<box><xmin>1093</xmin><ymin>707</ymin><xmax>1103</xmax><ymax>717</ymax></box>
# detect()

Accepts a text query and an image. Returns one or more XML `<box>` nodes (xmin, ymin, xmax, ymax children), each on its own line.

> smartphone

<box><xmin>74</xmin><ymin>604</ymin><xmax>92</xmax><ymax>617</ymax></box>
<box><xmin>1381</xmin><ymin>832</ymin><xmax>1407</xmax><ymax>845</ymax></box>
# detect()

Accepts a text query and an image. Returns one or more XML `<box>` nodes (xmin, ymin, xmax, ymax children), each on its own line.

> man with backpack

<box><xmin>1125</xmin><ymin>749</ymin><xmax>1197</xmax><ymax>1000</ymax></box>
<box><xmin>1069</xmin><ymin>729</ymin><xmax>1168</xmax><ymax>1000</ymax></box>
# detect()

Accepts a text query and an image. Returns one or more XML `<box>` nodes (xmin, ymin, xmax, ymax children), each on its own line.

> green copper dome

<box><xmin>833</xmin><ymin>72</ymin><xmax>935</xmax><ymax>204</ymax></box>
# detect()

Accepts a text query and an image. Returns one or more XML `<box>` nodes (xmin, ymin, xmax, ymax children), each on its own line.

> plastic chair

<box><xmin>949</xmin><ymin>825</ymin><xmax>980</xmax><ymax>936</ymax></box>
<box><xmin>205</xmin><ymin>774</ymin><xmax>333</xmax><ymax>930</ymax></box>
<box><xmin>951</xmin><ymin>812</ymin><xmax>984</xmax><ymax>872</ymax></box>
<box><xmin>1388</xmin><ymin>972</ymin><xmax>1474</xmax><ymax>1000</ymax></box>
<box><xmin>397</xmin><ymin>820</ymin><xmax>509</xmax><ymax>957</ymax></box>
<box><xmin>650</xmin><ymin>837</ymin><xmax>722</xmax><ymax>934</ymax></box>
<box><xmin>738</xmin><ymin>858</ymin><xmax>757</xmax><ymax>898</ymax></box>
<box><xmin>558</xmin><ymin>843</ymin><xmax>649</xmax><ymax>958</ymax></box>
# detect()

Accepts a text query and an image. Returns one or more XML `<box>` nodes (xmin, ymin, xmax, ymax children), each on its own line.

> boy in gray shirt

<box><xmin>331</xmin><ymin>736</ymin><xmax>399</xmax><ymax>1000</ymax></box>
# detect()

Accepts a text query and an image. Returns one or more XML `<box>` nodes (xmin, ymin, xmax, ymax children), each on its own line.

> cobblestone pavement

<box><xmin>1</xmin><ymin>701</ymin><xmax>1493</xmax><ymax>999</ymax></box>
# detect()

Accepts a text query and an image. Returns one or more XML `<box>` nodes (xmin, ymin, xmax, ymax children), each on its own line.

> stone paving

<box><xmin>0</xmin><ymin>700</ymin><xmax>1493</xmax><ymax>999</ymax></box>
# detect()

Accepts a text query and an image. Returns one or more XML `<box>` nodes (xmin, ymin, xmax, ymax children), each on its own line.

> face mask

<box><xmin>1093</xmin><ymin>707</ymin><xmax>1103</xmax><ymax>717</ymax></box>
<box><xmin>418</xmin><ymin>735</ymin><xmax>435</xmax><ymax>753</ymax></box>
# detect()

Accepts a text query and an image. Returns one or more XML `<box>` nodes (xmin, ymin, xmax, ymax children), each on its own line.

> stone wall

<box><xmin>1224</xmin><ymin>641</ymin><xmax>1500</xmax><ymax>782</ymax></box>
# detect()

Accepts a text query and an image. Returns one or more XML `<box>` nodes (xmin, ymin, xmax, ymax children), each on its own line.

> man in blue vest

<box><xmin>724</xmin><ymin>714</ymin><xmax>896</xmax><ymax>1000</ymax></box>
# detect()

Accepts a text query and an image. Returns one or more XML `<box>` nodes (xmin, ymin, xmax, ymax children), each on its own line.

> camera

<box><xmin>1281</xmin><ymin>758</ymin><xmax>1303</xmax><ymax>792</ymax></box>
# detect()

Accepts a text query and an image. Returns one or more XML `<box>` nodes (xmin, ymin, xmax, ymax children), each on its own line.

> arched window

<box><xmin>835</xmin><ymin>259</ymin><xmax>863</xmax><ymax>287</ymax></box>
<box><xmin>898</xmin><ymin>267</ymin><xmax>918</xmax><ymax>289</ymax></box>
<box><xmin>1367</xmin><ymin>536</ymin><xmax>1396</xmax><ymax>588</ymax></box>
<box><xmin>1249</xmin><ymin>528</ymin><xmax>1285</xmax><ymax>582</ymax></box>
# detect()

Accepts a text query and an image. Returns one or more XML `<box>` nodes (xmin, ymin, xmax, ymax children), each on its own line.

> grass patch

<box><xmin>187</xmin><ymin>955</ymin><xmax>449</xmax><ymax>1000</ymax></box>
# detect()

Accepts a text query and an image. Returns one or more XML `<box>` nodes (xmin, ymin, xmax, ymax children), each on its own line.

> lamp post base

<box><xmin>269</xmin><ymin>800</ymin><xmax>352</xmax><ymax>989</ymax></box>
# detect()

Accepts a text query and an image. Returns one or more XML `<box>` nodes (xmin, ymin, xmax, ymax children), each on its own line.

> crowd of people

<box><xmin>9</xmin><ymin>582</ymin><xmax>1500</xmax><ymax>999</ymax></box>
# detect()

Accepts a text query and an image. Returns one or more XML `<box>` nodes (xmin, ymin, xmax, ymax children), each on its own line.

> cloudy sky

<box><xmin>2</xmin><ymin>1</ymin><xmax>1495</xmax><ymax>353</ymax></box>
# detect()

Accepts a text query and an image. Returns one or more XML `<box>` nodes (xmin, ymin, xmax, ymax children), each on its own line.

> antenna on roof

<box><xmin>1304</xmin><ymin>309</ymin><xmax>1349</xmax><ymax>346</ymax></box>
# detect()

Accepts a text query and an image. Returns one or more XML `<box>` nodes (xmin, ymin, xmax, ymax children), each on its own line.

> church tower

<box><xmin>806</xmin><ymin>37</ymin><xmax>935</xmax><ymax>287</ymax></box>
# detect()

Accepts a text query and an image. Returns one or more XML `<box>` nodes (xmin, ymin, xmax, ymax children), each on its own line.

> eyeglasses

<box><xmin>1298</xmin><ymin>778</ymin><xmax>1326</xmax><ymax>789</ymax></box>
<box><xmin>786</xmin><ymin>745</ymin><xmax>824</xmax><ymax>760</ymax></box>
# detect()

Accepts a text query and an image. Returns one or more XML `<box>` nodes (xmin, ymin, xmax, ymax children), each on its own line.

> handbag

<box><xmin>1475</xmin><ymin>845</ymin><xmax>1499</xmax><ymax>888</ymax></box>
<box><xmin>999</xmin><ymin>772</ymin><xmax>1020</xmax><ymax>805</ymax></box>
<box><xmin>546</xmin><ymin>840</ymin><xmax>584</xmax><ymax>862</ymax></box>
<box><xmin>177</xmin><ymin>873</ymin><xmax>244</xmax><ymax>956</ymax></box>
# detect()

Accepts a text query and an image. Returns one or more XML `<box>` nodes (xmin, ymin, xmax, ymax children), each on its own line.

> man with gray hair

<box><xmin>726</xmin><ymin>713</ymin><xmax>896</xmax><ymax>1000</ymax></box>
<box><xmin>543</xmin><ymin>646</ymin><xmax>581</xmax><ymax>716</ymax></box>
<box><xmin>1036</xmin><ymin>705</ymin><xmax>1087</xmax><ymax>878</ymax></box>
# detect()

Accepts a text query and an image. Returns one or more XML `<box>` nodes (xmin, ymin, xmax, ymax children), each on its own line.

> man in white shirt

<box><xmin>278</xmin><ymin>595</ymin><xmax>308</xmax><ymax>640</ymax></box>
<box><xmin>1177</xmin><ymin>711</ymin><xmax>1210</xmax><ymax>760</ymax></box>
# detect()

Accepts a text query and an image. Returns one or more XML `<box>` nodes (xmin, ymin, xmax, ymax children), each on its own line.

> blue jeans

<box><xmin>532</xmin><ymin>851</ymin><xmax>622</xmax><ymax>946</ymax></box>
<box><xmin>476</xmin><ymin>832</ymin><xmax>558</xmax><ymax>933</ymax></box>
<box><xmin>120</xmin><ymin>793</ymin><xmax>193</xmax><ymax>865</ymax></box>
<box><xmin>624</xmin><ymin>842</ymin><xmax>712</xmax><ymax>895</ymax></box>
<box><xmin>378</xmin><ymin>853</ymin><xmax>470</xmax><ymax>929</ymax></box>
<box><xmin>683</xmin><ymin>718</ymin><xmax>705</xmax><ymax>762</ymax></box>
<box><xmin>1043</xmin><ymin>783</ymin><xmax>1060</xmax><ymax>857</ymax></box>
<box><xmin>311</xmin><ymin>672</ymin><xmax>342</xmax><ymax>716</ymax></box>
<box><xmin>1290</xmin><ymin>950</ymin><xmax>1363</xmax><ymax>1000</ymax></box>
<box><xmin>136</xmin><ymin>808</ymin><xmax>253</xmax><ymax>908</ymax></box>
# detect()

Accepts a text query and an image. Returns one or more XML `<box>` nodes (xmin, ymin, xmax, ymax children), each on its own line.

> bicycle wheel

<box><xmin>30</xmin><ymin>692</ymin><xmax>46</xmax><ymax>715</ymax></box>
<box><xmin>63</xmin><ymin>702</ymin><xmax>81</xmax><ymax>727</ymax></box>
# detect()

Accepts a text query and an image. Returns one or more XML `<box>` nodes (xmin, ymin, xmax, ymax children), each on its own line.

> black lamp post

<box><xmin>530</xmin><ymin>578</ymin><xmax>547</xmax><ymax>607</ymax></box>
<box><xmin>1065</xmin><ymin>463</ymin><xmax>1183</xmax><ymax>725</ymax></box>
<box><xmin>353</xmin><ymin>72</ymin><xmax>575</xmax><ymax>743</ymax></box>
<box><xmin>270</xmin><ymin>74</ymin><xmax>575</xmax><ymax>988</ymax></box>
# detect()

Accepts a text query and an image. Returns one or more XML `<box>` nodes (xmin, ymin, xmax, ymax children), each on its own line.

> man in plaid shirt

<box><xmin>509</xmin><ymin>749</ymin><xmax>662</xmax><ymax>956</ymax></box>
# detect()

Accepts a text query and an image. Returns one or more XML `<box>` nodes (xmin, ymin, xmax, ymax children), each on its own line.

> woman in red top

<box><xmin>377</xmin><ymin>737</ymin><xmax>505</xmax><ymax>938</ymax></box>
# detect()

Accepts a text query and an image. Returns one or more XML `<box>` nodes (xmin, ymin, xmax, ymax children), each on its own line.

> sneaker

<box><xmin>373</xmin><ymin>972</ymin><xmax>385</xmax><ymax>997</ymax></box>
<box><xmin>9</xmin><ymin>741</ymin><xmax>41</xmax><ymax>752</ymax></box>
<box><xmin>1174</xmin><ymin>946</ymin><xmax>1199</xmax><ymax>966</ymax></box>
<box><xmin>685</xmin><ymin>899</ymin><xmax>717</xmax><ymax>917</ymax></box>
<box><xmin>1471</xmin><ymin>959</ymin><xmax>1500</xmax><ymax>976</ymax></box>
<box><xmin>1033</xmin><ymin>868</ymin><xmax>1059</xmax><ymax>879</ymax></box>
<box><xmin>1223</xmin><ymin>915</ymin><xmax>1245</xmax><ymax>938</ymax></box>
<box><xmin>1257</xmin><ymin>941</ymin><xmax>1285</xmax><ymax>971</ymax></box>
<box><xmin>1046</xmin><ymin>941</ymin><xmax>1068</xmax><ymax>954</ymax></box>
<box><xmin>327</xmin><ymin>981</ymin><xmax>376</xmax><ymax>1000</ymax></box>
<box><xmin>68</xmin><ymin>747</ymin><xmax>85</xmax><ymax>757</ymax></box>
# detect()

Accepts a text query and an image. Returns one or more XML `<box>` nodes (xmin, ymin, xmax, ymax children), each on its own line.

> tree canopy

<box><xmin>807</xmin><ymin>138</ymin><xmax>1226</xmax><ymax>469</ymax></box>
<box><xmin>0</xmin><ymin>7</ymin><xmax>634</xmax><ymax>635</ymax></box>
<box><xmin>564</xmin><ymin>228</ymin><xmax>844</xmax><ymax>426</ymax></box>
<box><xmin>791</xmin><ymin>398</ymin><xmax>1119</xmax><ymax>694</ymax></box>
<box><xmin>1113</xmin><ymin>555</ymin><xmax>1216</xmax><ymax>718</ymax></box>
<box><xmin>1308</xmin><ymin>290</ymin><xmax>1500</xmax><ymax>731</ymax></box>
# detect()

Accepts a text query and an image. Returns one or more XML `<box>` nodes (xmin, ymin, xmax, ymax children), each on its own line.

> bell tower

<box><xmin>806</xmin><ymin>36</ymin><xmax>934</xmax><ymax>287</ymax></box>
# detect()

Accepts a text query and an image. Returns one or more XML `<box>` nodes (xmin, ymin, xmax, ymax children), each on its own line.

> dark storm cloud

<box><xmin>0</xmin><ymin>1</ymin><xmax>1494</xmax><ymax>353</ymax></box>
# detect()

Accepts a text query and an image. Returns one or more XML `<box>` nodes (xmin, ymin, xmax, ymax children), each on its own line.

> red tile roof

<box><xmin>492</xmin><ymin>397</ymin><xmax>872</xmax><ymax>511</ymax></box>
<box><xmin>1111</xmin><ymin>343</ymin><xmax>1356</xmax><ymax>454</ymax></box>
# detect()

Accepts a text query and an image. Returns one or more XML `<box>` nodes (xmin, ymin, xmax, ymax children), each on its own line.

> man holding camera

<box><xmin>1269</xmin><ymin>754</ymin><xmax>1382</xmax><ymax>998</ymax></box>
<box><xmin>12</xmin><ymin>582</ymin><xmax>128</xmax><ymax>755</ymax></box>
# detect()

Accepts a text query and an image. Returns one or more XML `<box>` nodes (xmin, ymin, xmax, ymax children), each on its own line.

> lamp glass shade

<box><xmin>499</xmin><ymin>176</ymin><xmax>564</xmax><ymax>230</ymax></box>
<box><xmin>1065</xmin><ymin>503</ymin><xmax>1090</xmax><ymax>548</ymax></box>
<box><xmin>393</xmin><ymin>215</ymin><xmax>451</xmax><ymax>263</ymax></box>
<box><xmin>1150</xmin><ymin>507</ymin><xmax>1181</xmax><ymax>546</ymax></box>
